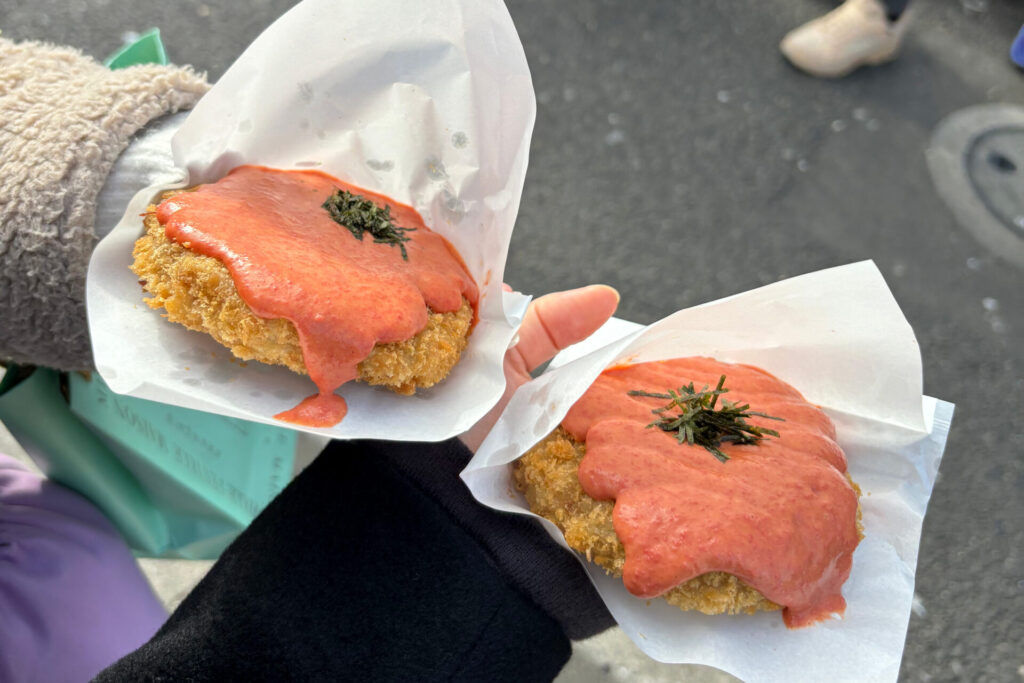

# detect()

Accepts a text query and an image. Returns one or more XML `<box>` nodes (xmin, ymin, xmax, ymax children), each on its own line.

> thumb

<box><xmin>512</xmin><ymin>285</ymin><xmax>621</xmax><ymax>372</ymax></box>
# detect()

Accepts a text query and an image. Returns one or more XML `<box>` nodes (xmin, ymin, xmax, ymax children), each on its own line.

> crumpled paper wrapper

<box><xmin>462</xmin><ymin>261</ymin><xmax>953</xmax><ymax>682</ymax></box>
<box><xmin>86</xmin><ymin>0</ymin><xmax>534</xmax><ymax>440</ymax></box>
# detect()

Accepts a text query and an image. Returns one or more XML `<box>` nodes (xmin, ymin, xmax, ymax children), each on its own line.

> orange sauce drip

<box><xmin>157</xmin><ymin>166</ymin><xmax>478</xmax><ymax>427</ymax></box>
<box><xmin>561</xmin><ymin>357</ymin><xmax>859</xmax><ymax>628</ymax></box>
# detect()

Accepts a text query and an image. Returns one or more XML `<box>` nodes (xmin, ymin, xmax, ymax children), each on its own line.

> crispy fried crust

<box><xmin>514</xmin><ymin>427</ymin><xmax>864</xmax><ymax>617</ymax></box>
<box><xmin>131</xmin><ymin>191</ymin><xmax>472</xmax><ymax>394</ymax></box>
<box><xmin>514</xmin><ymin>428</ymin><xmax>781</xmax><ymax>616</ymax></box>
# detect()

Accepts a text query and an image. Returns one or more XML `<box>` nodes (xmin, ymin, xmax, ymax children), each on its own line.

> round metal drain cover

<box><xmin>927</xmin><ymin>104</ymin><xmax>1024</xmax><ymax>269</ymax></box>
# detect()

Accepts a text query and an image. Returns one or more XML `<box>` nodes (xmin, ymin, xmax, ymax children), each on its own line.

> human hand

<box><xmin>460</xmin><ymin>284</ymin><xmax>620</xmax><ymax>452</ymax></box>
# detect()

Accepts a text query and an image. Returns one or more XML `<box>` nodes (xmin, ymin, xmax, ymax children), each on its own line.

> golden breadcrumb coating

<box><xmin>513</xmin><ymin>428</ymin><xmax>779</xmax><ymax>615</ymax></box>
<box><xmin>515</xmin><ymin>427</ymin><xmax>861</xmax><ymax>617</ymax></box>
<box><xmin>131</xmin><ymin>191</ymin><xmax>473</xmax><ymax>394</ymax></box>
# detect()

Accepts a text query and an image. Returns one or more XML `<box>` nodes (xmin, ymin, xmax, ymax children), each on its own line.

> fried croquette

<box><xmin>515</xmin><ymin>426</ymin><xmax>865</xmax><ymax>618</ymax></box>
<box><xmin>513</xmin><ymin>428</ymin><xmax>780</xmax><ymax>616</ymax></box>
<box><xmin>131</xmin><ymin>190</ymin><xmax>473</xmax><ymax>395</ymax></box>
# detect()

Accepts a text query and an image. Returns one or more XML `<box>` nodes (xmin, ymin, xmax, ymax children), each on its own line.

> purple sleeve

<box><xmin>0</xmin><ymin>454</ymin><xmax>167</xmax><ymax>683</ymax></box>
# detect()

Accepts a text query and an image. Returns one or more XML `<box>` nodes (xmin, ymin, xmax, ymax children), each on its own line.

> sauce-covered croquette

<box><xmin>131</xmin><ymin>166</ymin><xmax>477</xmax><ymax>427</ymax></box>
<box><xmin>515</xmin><ymin>358</ymin><xmax>863</xmax><ymax>627</ymax></box>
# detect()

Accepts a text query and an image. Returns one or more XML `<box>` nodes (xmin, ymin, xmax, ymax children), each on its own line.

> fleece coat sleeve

<box><xmin>0</xmin><ymin>38</ymin><xmax>207</xmax><ymax>371</ymax></box>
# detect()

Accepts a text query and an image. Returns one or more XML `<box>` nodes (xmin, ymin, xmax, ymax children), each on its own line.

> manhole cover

<box><xmin>968</xmin><ymin>128</ymin><xmax>1024</xmax><ymax>239</ymax></box>
<box><xmin>927</xmin><ymin>104</ymin><xmax>1024</xmax><ymax>269</ymax></box>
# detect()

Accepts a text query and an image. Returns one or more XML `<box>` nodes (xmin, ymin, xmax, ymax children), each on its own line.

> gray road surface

<box><xmin>2</xmin><ymin>0</ymin><xmax>1022</xmax><ymax>680</ymax></box>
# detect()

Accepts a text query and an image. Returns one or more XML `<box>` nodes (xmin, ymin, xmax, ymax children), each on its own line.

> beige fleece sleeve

<box><xmin>0</xmin><ymin>38</ymin><xmax>209</xmax><ymax>371</ymax></box>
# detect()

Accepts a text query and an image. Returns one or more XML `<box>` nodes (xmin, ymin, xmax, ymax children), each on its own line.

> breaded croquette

<box><xmin>514</xmin><ymin>428</ymin><xmax>781</xmax><ymax>616</ymax></box>
<box><xmin>513</xmin><ymin>357</ymin><xmax>865</xmax><ymax>625</ymax></box>
<box><xmin>132</xmin><ymin>190</ymin><xmax>473</xmax><ymax>395</ymax></box>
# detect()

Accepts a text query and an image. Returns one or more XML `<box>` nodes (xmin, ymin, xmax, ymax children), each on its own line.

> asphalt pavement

<box><xmin>2</xmin><ymin>0</ymin><xmax>1022</xmax><ymax>680</ymax></box>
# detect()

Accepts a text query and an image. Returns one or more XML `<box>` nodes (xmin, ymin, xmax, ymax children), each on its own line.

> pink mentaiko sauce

<box><xmin>560</xmin><ymin>357</ymin><xmax>860</xmax><ymax>628</ymax></box>
<box><xmin>157</xmin><ymin>165</ymin><xmax>478</xmax><ymax>427</ymax></box>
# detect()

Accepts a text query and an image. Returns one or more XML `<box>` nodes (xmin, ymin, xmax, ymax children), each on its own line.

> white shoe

<box><xmin>780</xmin><ymin>0</ymin><xmax>911</xmax><ymax>78</ymax></box>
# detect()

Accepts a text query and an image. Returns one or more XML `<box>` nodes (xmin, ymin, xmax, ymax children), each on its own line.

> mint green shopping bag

<box><xmin>0</xmin><ymin>368</ymin><xmax>297</xmax><ymax>558</ymax></box>
<box><xmin>0</xmin><ymin>367</ymin><xmax>166</xmax><ymax>552</ymax></box>
<box><xmin>104</xmin><ymin>28</ymin><xmax>168</xmax><ymax>69</ymax></box>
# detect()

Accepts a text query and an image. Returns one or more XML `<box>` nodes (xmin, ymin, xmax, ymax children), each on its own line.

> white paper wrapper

<box><xmin>86</xmin><ymin>0</ymin><xmax>534</xmax><ymax>440</ymax></box>
<box><xmin>462</xmin><ymin>261</ymin><xmax>953</xmax><ymax>682</ymax></box>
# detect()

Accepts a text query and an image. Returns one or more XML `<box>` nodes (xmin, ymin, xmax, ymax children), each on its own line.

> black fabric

<box><xmin>95</xmin><ymin>439</ymin><xmax>598</xmax><ymax>682</ymax></box>
<box><xmin>381</xmin><ymin>439</ymin><xmax>614</xmax><ymax>640</ymax></box>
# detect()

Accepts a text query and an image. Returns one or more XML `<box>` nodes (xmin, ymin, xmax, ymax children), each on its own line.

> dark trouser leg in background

<box><xmin>882</xmin><ymin>0</ymin><xmax>910</xmax><ymax>20</ymax></box>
